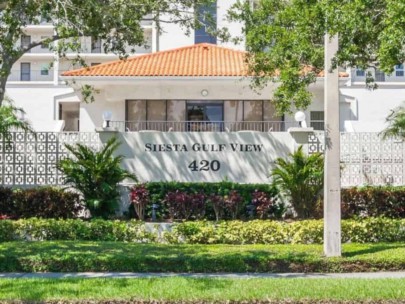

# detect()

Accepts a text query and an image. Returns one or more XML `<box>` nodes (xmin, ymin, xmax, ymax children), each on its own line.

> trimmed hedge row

<box><xmin>137</xmin><ymin>181</ymin><xmax>283</xmax><ymax>220</ymax></box>
<box><xmin>167</xmin><ymin>218</ymin><xmax>405</xmax><ymax>244</ymax></box>
<box><xmin>0</xmin><ymin>217</ymin><xmax>404</xmax><ymax>244</ymax></box>
<box><xmin>342</xmin><ymin>186</ymin><xmax>405</xmax><ymax>218</ymax></box>
<box><xmin>134</xmin><ymin>183</ymin><xmax>405</xmax><ymax>220</ymax></box>
<box><xmin>0</xmin><ymin>219</ymin><xmax>155</xmax><ymax>242</ymax></box>
<box><xmin>0</xmin><ymin>187</ymin><xmax>82</xmax><ymax>219</ymax></box>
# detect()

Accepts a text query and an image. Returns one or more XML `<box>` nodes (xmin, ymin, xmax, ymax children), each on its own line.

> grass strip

<box><xmin>0</xmin><ymin>278</ymin><xmax>405</xmax><ymax>301</ymax></box>
<box><xmin>0</xmin><ymin>242</ymin><xmax>404</xmax><ymax>273</ymax></box>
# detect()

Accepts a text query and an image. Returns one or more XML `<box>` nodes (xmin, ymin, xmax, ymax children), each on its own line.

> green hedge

<box><xmin>167</xmin><ymin>218</ymin><xmax>405</xmax><ymax>244</ymax></box>
<box><xmin>1</xmin><ymin>217</ymin><xmax>404</xmax><ymax>244</ymax></box>
<box><xmin>0</xmin><ymin>219</ymin><xmax>156</xmax><ymax>242</ymax></box>
<box><xmin>342</xmin><ymin>186</ymin><xmax>405</xmax><ymax>218</ymax></box>
<box><xmin>140</xmin><ymin>181</ymin><xmax>282</xmax><ymax>220</ymax></box>
<box><xmin>0</xmin><ymin>186</ymin><xmax>82</xmax><ymax>219</ymax></box>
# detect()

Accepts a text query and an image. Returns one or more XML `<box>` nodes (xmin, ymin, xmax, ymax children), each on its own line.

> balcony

<box><xmin>109</xmin><ymin>121</ymin><xmax>305</xmax><ymax>132</ymax></box>
<box><xmin>8</xmin><ymin>69</ymin><xmax>54</xmax><ymax>82</ymax></box>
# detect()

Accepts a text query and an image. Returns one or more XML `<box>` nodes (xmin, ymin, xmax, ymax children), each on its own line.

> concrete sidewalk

<box><xmin>1</xmin><ymin>272</ymin><xmax>405</xmax><ymax>279</ymax></box>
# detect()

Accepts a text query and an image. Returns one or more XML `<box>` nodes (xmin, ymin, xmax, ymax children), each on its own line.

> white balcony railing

<box><xmin>8</xmin><ymin>69</ymin><xmax>54</xmax><ymax>82</ymax></box>
<box><xmin>109</xmin><ymin>121</ymin><xmax>307</xmax><ymax>132</ymax></box>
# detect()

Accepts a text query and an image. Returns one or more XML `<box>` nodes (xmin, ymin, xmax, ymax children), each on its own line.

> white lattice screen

<box><xmin>309</xmin><ymin>132</ymin><xmax>405</xmax><ymax>187</ymax></box>
<box><xmin>0</xmin><ymin>131</ymin><xmax>404</xmax><ymax>187</ymax></box>
<box><xmin>0</xmin><ymin>132</ymin><xmax>101</xmax><ymax>186</ymax></box>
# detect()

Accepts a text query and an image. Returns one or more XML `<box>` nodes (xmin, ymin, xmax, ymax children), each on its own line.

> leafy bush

<box><xmin>0</xmin><ymin>218</ymin><xmax>156</xmax><ymax>242</ymax></box>
<box><xmin>252</xmin><ymin>190</ymin><xmax>274</xmax><ymax>219</ymax></box>
<box><xmin>271</xmin><ymin>146</ymin><xmax>324</xmax><ymax>219</ymax></box>
<box><xmin>0</xmin><ymin>217</ymin><xmax>403</xmax><ymax>244</ymax></box>
<box><xmin>57</xmin><ymin>137</ymin><xmax>137</xmax><ymax>219</ymax></box>
<box><xmin>166</xmin><ymin>218</ymin><xmax>405</xmax><ymax>244</ymax></box>
<box><xmin>130</xmin><ymin>184</ymin><xmax>150</xmax><ymax>220</ymax></box>
<box><xmin>224</xmin><ymin>190</ymin><xmax>243</xmax><ymax>219</ymax></box>
<box><xmin>341</xmin><ymin>186</ymin><xmax>405</xmax><ymax>218</ymax></box>
<box><xmin>131</xmin><ymin>181</ymin><xmax>282</xmax><ymax>221</ymax></box>
<box><xmin>0</xmin><ymin>186</ymin><xmax>82</xmax><ymax>219</ymax></box>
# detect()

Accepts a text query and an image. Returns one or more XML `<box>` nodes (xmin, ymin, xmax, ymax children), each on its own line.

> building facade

<box><xmin>5</xmin><ymin>0</ymin><xmax>405</xmax><ymax>134</ymax></box>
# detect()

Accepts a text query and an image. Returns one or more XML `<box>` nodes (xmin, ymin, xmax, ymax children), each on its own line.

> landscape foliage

<box><xmin>57</xmin><ymin>137</ymin><xmax>137</xmax><ymax>219</ymax></box>
<box><xmin>0</xmin><ymin>217</ymin><xmax>403</xmax><ymax>244</ymax></box>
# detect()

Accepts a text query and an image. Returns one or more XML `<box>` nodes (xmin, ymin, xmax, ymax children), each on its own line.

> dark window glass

<box><xmin>310</xmin><ymin>111</ymin><xmax>324</xmax><ymax>131</ymax></box>
<box><xmin>194</xmin><ymin>1</ymin><xmax>217</xmax><ymax>44</ymax></box>
<box><xmin>187</xmin><ymin>103</ymin><xmax>223</xmax><ymax>131</ymax></box>
<box><xmin>20</xmin><ymin>63</ymin><xmax>31</xmax><ymax>81</ymax></box>
<box><xmin>91</xmin><ymin>38</ymin><xmax>102</xmax><ymax>53</ymax></box>
<box><xmin>356</xmin><ymin>69</ymin><xmax>365</xmax><ymax>77</ymax></box>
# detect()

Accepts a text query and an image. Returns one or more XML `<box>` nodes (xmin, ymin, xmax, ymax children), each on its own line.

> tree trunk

<box><xmin>0</xmin><ymin>77</ymin><xmax>6</xmax><ymax>107</ymax></box>
<box><xmin>0</xmin><ymin>59</ymin><xmax>15</xmax><ymax>107</ymax></box>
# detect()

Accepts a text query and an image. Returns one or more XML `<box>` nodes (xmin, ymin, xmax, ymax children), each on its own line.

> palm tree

<box><xmin>381</xmin><ymin>105</ymin><xmax>405</xmax><ymax>140</ymax></box>
<box><xmin>271</xmin><ymin>146</ymin><xmax>324</xmax><ymax>219</ymax></box>
<box><xmin>57</xmin><ymin>137</ymin><xmax>137</xmax><ymax>218</ymax></box>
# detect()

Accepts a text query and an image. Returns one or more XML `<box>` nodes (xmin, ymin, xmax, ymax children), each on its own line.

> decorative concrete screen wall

<box><xmin>0</xmin><ymin>131</ymin><xmax>404</xmax><ymax>187</ymax></box>
<box><xmin>0</xmin><ymin>132</ymin><xmax>101</xmax><ymax>186</ymax></box>
<box><xmin>340</xmin><ymin>133</ymin><xmax>405</xmax><ymax>186</ymax></box>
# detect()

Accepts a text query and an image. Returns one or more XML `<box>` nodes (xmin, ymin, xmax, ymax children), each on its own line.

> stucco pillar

<box><xmin>324</xmin><ymin>34</ymin><xmax>341</xmax><ymax>257</ymax></box>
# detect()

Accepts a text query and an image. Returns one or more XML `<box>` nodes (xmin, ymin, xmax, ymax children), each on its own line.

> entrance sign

<box><xmin>109</xmin><ymin>132</ymin><xmax>294</xmax><ymax>183</ymax></box>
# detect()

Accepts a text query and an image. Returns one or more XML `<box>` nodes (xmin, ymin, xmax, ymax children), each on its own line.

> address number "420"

<box><xmin>188</xmin><ymin>160</ymin><xmax>221</xmax><ymax>172</ymax></box>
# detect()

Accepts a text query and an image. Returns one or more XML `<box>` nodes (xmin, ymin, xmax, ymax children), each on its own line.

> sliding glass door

<box><xmin>186</xmin><ymin>103</ymin><xmax>223</xmax><ymax>131</ymax></box>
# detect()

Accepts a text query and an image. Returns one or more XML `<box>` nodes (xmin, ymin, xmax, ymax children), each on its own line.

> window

<box><xmin>40</xmin><ymin>65</ymin><xmax>49</xmax><ymax>76</ymax></box>
<box><xmin>356</xmin><ymin>69</ymin><xmax>365</xmax><ymax>77</ymax></box>
<box><xmin>41</xmin><ymin>36</ymin><xmax>50</xmax><ymax>49</ymax></box>
<box><xmin>91</xmin><ymin>38</ymin><xmax>102</xmax><ymax>53</ymax></box>
<box><xmin>395</xmin><ymin>64</ymin><xmax>404</xmax><ymax>77</ymax></box>
<box><xmin>310</xmin><ymin>111</ymin><xmax>324</xmax><ymax>131</ymax></box>
<box><xmin>187</xmin><ymin>103</ymin><xmax>223</xmax><ymax>131</ymax></box>
<box><xmin>194</xmin><ymin>1</ymin><xmax>217</xmax><ymax>44</ymax></box>
<box><xmin>375</xmin><ymin>69</ymin><xmax>386</xmax><ymax>82</ymax></box>
<box><xmin>21</xmin><ymin>35</ymin><xmax>31</xmax><ymax>52</ymax></box>
<box><xmin>20</xmin><ymin>63</ymin><xmax>31</xmax><ymax>81</ymax></box>
<box><xmin>91</xmin><ymin>62</ymin><xmax>101</xmax><ymax>66</ymax></box>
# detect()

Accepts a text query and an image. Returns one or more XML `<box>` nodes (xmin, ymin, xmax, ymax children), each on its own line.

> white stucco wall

<box><xmin>98</xmin><ymin>131</ymin><xmax>298</xmax><ymax>183</ymax></box>
<box><xmin>340</xmin><ymin>86</ymin><xmax>405</xmax><ymax>132</ymax></box>
<box><xmin>5</xmin><ymin>84</ymin><xmax>73</xmax><ymax>131</ymax></box>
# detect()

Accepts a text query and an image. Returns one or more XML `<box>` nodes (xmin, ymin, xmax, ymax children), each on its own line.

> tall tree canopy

<box><xmin>228</xmin><ymin>0</ymin><xmax>405</xmax><ymax>114</ymax></box>
<box><xmin>0</xmin><ymin>0</ymin><xmax>215</xmax><ymax>106</ymax></box>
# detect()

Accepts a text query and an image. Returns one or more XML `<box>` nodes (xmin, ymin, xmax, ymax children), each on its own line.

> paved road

<box><xmin>1</xmin><ymin>272</ymin><xmax>405</xmax><ymax>279</ymax></box>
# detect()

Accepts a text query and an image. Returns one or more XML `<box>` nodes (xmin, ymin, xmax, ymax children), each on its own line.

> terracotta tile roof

<box><xmin>62</xmin><ymin>43</ymin><xmax>349</xmax><ymax>78</ymax></box>
<box><xmin>62</xmin><ymin>43</ymin><xmax>248</xmax><ymax>77</ymax></box>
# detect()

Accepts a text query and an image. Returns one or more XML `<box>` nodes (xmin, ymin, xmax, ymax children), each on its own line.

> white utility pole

<box><xmin>323</xmin><ymin>34</ymin><xmax>342</xmax><ymax>257</ymax></box>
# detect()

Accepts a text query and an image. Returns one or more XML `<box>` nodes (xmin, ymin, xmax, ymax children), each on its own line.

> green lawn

<box><xmin>0</xmin><ymin>242</ymin><xmax>404</xmax><ymax>273</ymax></box>
<box><xmin>0</xmin><ymin>278</ymin><xmax>404</xmax><ymax>301</ymax></box>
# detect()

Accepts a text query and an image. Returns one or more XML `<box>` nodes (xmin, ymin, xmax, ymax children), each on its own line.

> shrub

<box><xmin>252</xmin><ymin>190</ymin><xmax>274</xmax><ymax>219</ymax></box>
<box><xmin>224</xmin><ymin>190</ymin><xmax>243</xmax><ymax>219</ymax></box>
<box><xmin>130</xmin><ymin>184</ymin><xmax>150</xmax><ymax>220</ymax></box>
<box><xmin>271</xmin><ymin>146</ymin><xmax>324</xmax><ymax>219</ymax></box>
<box><xmin>0</xmin><ymin>218</ymin><xmax>156</xmax><ymax>242</ymax></box>
<box><xmin>0</xmin><ymin>186</ymin><xmax>14</xmax><ymax>216</ymax></box>
<box><xmin>167</xmin><ymin>218</ymin><xmax>405</xmax><ymax>244</ymax></box>
<box><xmin>0</xmin><ymin>218</ymin><xmax>403</xmax><ymax>244</ymax></box>
<box><xmin>207</xmin><ymin>194</ymin><xmax>225</xmax><ymax>221</ymax></box>
<box><xmin>57</xmin><ymin>137</ymin><xmax>137</xmax><ymax>219</ymax></box>
<box><xmin>142</xmin><ymin>181</ymin><xmax>282</xmax><ymax>221</ymax></box>
<box><xmin>0</xmin><ymin>186</ymin><xmax>82</xmax><ymax>219</ymax></box>
<box><xmin>341</xmin><ymin>186</ymin><xmax>405</xmax><ymax>218</ymax></box>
